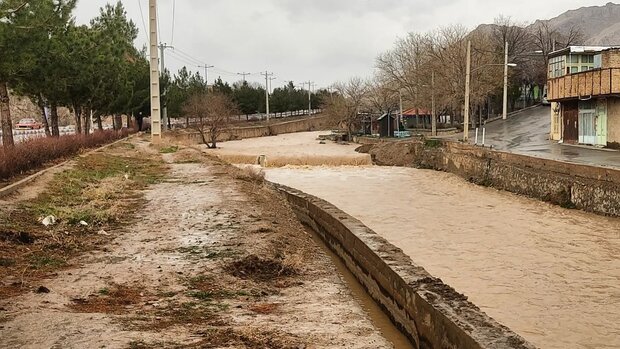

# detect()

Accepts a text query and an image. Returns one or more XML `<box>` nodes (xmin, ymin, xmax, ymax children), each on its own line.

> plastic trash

<box><xmin>41</xmin><ymin>215</ymin><xmax>57</xmax><ymax>227</ymax></box>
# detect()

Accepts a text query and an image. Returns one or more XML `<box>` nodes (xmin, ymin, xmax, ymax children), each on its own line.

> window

<box><xmin>594</xmin><ymin>54</ymin><xmax>602</xmax><ymax>68</ymax></box>
<box><xmin>583</xmin><ymin>55</ymin><xmax>595</xmax><ymax>63</ymax></box>
<box><xmin>569</xmin><ymin>55</ymin><xmax>579</xmax><ymax>63</ymax></box>
<box><xmin>571</xmin><ymin>67</ymin><xmax>579</xmax><ymax>73</ymax></box>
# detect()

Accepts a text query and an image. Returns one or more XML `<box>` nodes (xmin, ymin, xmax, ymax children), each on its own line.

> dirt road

<box><xmin>0</xmin><ymin>139</ymin><xmax>392</xmax><ymax>348</ymax></box>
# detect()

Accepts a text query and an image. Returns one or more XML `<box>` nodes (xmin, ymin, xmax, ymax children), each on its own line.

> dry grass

<box><xmin>0</xmin><ymin>150</ymin><xmax>166</xmax><ymax>299</ymax></box>
<box><xmin>233</xmin><ymin>166</ymin><xmax>265</xmax><ymax>184</ymax></box>
<box><xmin>248</xmin><ymin>302</ymin><xmax>280</xmax><ymax>315</ymax></box>
<box><xmin>0</xmin><ymin>129</ymin><xmax>132</xmax><ymax>181</ymax></box>
<box><xmin>215</xmin><ymin>153</ymin><xmax>372</xmax><ymax>167</ymax></box>
<box><xmin>70</xmin><ymin>284</ymin><xmax>149</xmax><ymax>315</ymax></box>
<box><xmin>227</xmin><ymin>255</ymin><xmax>296</xmax><ymax>282</ymax></box>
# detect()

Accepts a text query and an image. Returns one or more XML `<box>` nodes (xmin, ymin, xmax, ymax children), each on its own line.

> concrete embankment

<box><xmin>276</xmin><ymin>184</ymin><xmax>535</xmax><ymax>349</ymax></box>
<box><xmin>173</xmin><ymin>115</ymin><xmax>332</xmax><ymax>143</ymax></box>
<box><xmin>361</xmin><ymin>138</ymin><xmax>620</xmax><ymax>217</ymax></box>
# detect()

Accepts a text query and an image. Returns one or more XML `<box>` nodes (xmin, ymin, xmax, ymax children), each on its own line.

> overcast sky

<box><xmin>73</xmin><ymin>1</ymin><xmax>613</xmax><ymax>89</ymax></box>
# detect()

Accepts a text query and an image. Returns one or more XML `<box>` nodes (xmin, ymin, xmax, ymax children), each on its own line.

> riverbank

<box><xmin>0</xmin><ymin>138</ymin><xmax>392</xmax><ymax>348</ymax></box>
<box><xmin>200</xmin><ymin>131</ymin><xmax>619</xmax><ymax>349</ymax></box>
<box><xmin>361</xmin><ymin>138</ymin><xmax>620</xmax><ymax>217</ymax></box>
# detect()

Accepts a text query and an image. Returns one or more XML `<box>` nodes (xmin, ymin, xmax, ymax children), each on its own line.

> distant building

<box><xmin>547</xmin><ymin>46</ymin><xmax>620</xmax><ymax>146</ymax></box>
<box><xmin>401</xmin><ymin>108</ymin><xmax>432</xmax><ymax>129</ymax></box>
<box><xmin>377</xmin><ymin>113</ymin><xmax>397</xmax><ymax>138</ymax></box>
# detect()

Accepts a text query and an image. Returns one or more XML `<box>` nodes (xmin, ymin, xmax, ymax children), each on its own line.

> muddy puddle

<box><xmin>211</xmin><ymin>131</ymin><xmax>620</xmax><ymax>349</ymax></box>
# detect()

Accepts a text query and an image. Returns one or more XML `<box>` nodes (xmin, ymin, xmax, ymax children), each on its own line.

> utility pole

<box><xmin>149</xmin><ymin>0</ymin><xmax>161</xmax><ymax>142</ymax></box>
<box><xmin>261</xmin><ymin>71</ymin><xmax>273</xmax><ymax>121</ymax></box>
<box><xmin>237</xmin><ymin>72</ymin><xmax>251</xmax><ymax>83</ymax></box>
<box><xmin>463</xmin><ymin>40</ymin><xmax>471</xmax><ymax>142</ymax></box>
<box><xmin>399</xmin><ymin>90</ymin><xmax>403</xmax><ymax>137</ymax></box>
<box><xmin>431</xmin><ymin>71</ymin><xmax>437</xmax><ymax>136</ymax></box>
<box><xmin>198</xmin><ymin>64</ymin><xmax>214</xmax><ymax>89</ymax></box>
<box><xmin>502</xmin><ymin>41</ymin><xmax>509</xmax><ymax>120</ymax></box>
<box><xmin>305</xmin><ymin>81</ymin><xmax>314</xmax><ymax>116</ymax></box>
<box><xmin>268</xmin><ymin>76</ymin><xmax>277</xmax><ymax>93</ymax></box>
<box><xmin>159</xmin><ymin>43</ymin><xmax>173</xmax><ymax>130</ymax></box>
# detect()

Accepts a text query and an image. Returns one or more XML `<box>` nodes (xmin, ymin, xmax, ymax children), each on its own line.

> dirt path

<box><xmin>0</xmin><ymin>141</ymin><xmax>391</xmax><ymax>348</ymax></box>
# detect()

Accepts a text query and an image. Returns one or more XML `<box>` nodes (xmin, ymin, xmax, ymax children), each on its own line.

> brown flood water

<box><xmin>211</xmin><ymin>132</ymin><xmax>620</xmax><ymax>349</ymax></box>
<box><xmin>266</xmin><ymin>166</ymin><xmax>620</xmax><ymax>349</ymax></box>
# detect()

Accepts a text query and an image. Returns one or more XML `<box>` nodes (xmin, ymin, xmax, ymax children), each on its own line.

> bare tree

<box><xmin>530</xmin><ymin>20</ymin><xmax>584</xmax><ymax>84</ymax></box>
<box><xmin>323</xmin><ymin>77</ymin><xmax>367</xmax><ymax>140</ymax></box>
<box><xmin>183</xmin><ymin>92</ymin><xmax>238</xmax><ymax>148</ymax></box>
<box><xmin>365</xmin><ymin>76</ymin><xmax>399</xmax><ymax>116</ymax></box>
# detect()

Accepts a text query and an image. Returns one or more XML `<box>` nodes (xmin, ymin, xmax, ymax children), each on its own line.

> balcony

<box><xmin>547</xmin><ymin>67</ymin><xmax>620</xmax><ymax>101</ymax></box>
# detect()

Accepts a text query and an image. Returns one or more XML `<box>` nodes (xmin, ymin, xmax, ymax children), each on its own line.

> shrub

<box><xmin>0</xmin><ymin>129</ymin><xmax>132</xmax><ymax>181</ymax></box>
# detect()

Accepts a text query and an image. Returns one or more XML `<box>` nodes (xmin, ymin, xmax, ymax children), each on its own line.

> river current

<box><xmin>208</xmin><ymin>132</ymin><xmax>620</xmax><ymax>349</ymax></box>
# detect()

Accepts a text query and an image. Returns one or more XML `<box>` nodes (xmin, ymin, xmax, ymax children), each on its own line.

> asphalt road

<box><xmin>467</xmin><ymin>105</ymin><xmax>620</xmax><ymax>169</ymax></box>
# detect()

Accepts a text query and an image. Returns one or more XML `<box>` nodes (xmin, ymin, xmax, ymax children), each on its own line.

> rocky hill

<box><xmin>533</xmin><ymin>2</ymin><xmax>620</xmax><ymax>45</ymax></box>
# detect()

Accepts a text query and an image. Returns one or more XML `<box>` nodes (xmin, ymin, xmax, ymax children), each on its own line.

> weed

<box><xmin>0</xmin><ymin>258</ymin><xmax>15</xmax><ymax>267</ymax></box>
<box><xmin>424</xmin><ymin>139</ymin><xmax>443</xmax><ymax>149</ymax></box>
<box><xmin>29</xmin><ymin>255</ymin><xmax>66</xmax><ymax>269</ymax></box>
<box><xmin>159</xmin><ymin>145</ymin><xmax>179</xmax><ymax>154</ymax></box>
<box><xmin>188</xmin><ymin>290</ymin><xmax>213</xmax><ymax>301</ymax></box>
<box><xmin>98</xmin><ymin>288</ymin><xmax>110</xmax><ymax>295</ymax></box>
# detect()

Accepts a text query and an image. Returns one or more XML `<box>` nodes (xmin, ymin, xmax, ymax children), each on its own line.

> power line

<box><xmin>237</xmin><ymin>72</ymin><xmax>251</xmax><ymax>82</ymax></box>
<box><xmin>172</xmin><ymin>47</ymin><xmax>205</xmax><ymax>65</ymax></box>
<box><xmin>167</xmin><ymin>50</ymin><xmax>202</xmax><ymax>67</ymax></box>
<box><xmin>156</xmin><ymin>0</ymin><xmax>161</xmax><ymax>44</ymax></box>
<box><xmin>136</xmin><ymin>0</ymin><xmax>148</xmax><ymax>46</ymax></box>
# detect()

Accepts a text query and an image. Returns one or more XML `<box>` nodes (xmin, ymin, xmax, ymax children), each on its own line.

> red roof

<box><xmin>402</xmin><ymin>108</ymin><xmax>431</xmax><ymax>116</ymax></box>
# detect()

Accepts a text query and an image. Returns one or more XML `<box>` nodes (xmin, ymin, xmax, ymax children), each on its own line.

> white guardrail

<box><xmin>0</xmin><ymin>125</ymin><xmax>114</xmax><ymax>144</ymax></box>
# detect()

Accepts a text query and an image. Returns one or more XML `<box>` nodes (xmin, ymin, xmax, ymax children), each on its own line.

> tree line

<box><xmin>0</xmin><ymin>1</ymin><xmax>152</xmax><ymax>147</ymax></box>
<box><xmin>163</xmin><ymin>68</ymin><xmax>323</xmax><ymax>127</ymax></box>
<box><xmin>0</xmin><ymin>0</ymin><xmax>325</xmax><ymax>149</ymax></box>
<box><xmin>324</xmin><ymin>16</ymin><xmax>583</xmax><ymax>135</ymax></box>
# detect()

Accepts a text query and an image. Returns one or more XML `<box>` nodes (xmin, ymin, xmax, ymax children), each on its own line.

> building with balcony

<box><xmin>547</xmin><ymin>46</ymin><xmax>620</xmax><ymax>146</ymax></box>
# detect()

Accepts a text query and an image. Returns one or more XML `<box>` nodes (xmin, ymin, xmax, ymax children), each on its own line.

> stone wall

<box><xmin>602</xmin><ymin>48</ymin><xmax>620</xmax><ymax>68</ymax></box>
<box><xmin>175</xmin><ymin>115</ymin><xmax>333</xmax><ymax>144</ymax></box>
<box><xmin>607</xmin><ymin>99</ymin><xmax>620</xmax><ymax>144</ymax></box>
<box><xmin>276</xmin><ymin>185</ymin><xmax>536</xmax><ymax>349</ymax></box>
<box><xmin>366</xmin><ymin>139</ymin><xmax>620</xmax><ymax>217</ymax></box>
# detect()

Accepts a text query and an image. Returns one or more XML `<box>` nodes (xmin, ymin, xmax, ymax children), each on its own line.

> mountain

<box><xmin>536</xmin><ymin>2</ymin><xmax>620</xmax><ymax>45</ymax></box>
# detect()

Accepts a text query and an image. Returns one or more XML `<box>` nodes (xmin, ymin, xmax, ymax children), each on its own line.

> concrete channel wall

<box><xmin>176</xmin><ymin>115</ymin><xmax>332</xmax><ymax>143</ymax></box>
<box><xmin>364</xmin><ymin>139</ymin><xmax>620</xmax><ymax>217</ymax></box>
<box><xmin>276</xmin><ymin>185</ymin><xmax>535</xmax><ymax>349</ymax></box>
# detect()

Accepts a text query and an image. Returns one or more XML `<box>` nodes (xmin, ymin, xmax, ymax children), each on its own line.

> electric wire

<box><xmin>136</xmin><ymin>0</ymin><xmax>148</xmax><ymax>47</ymax></box>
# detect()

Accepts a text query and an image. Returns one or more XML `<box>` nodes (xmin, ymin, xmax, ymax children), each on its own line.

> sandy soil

<box><xmin>0</xmin><ymin>141</ymin><xmax>392</xmax><ymax>348</ymax></box>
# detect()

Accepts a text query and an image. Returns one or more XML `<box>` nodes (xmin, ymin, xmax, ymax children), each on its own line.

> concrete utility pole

<box><xmin>502</xmin><ymin>41</ymin><xmax>509</xmax><ymax>120</ymax></box>
<box><xmin>268</xmin><ymin>76</ymin><xmax>277</xmax><ymax>93</ymax></box>
<box><xmin>198</xmin><ymin>64</ymin><xmax>214</xmax><ymax>89</ymax></box>
<box><xmin>237</xmin><ymin>72</ymin><xmax>251</xmax><ymax>83</ymax></box>
<box><xmin>463</xmin><ymin>40</ymin><xmax>471</xmax><ymax>142</ymax></box>
<box><xmin>261</xmin><ymin>71</ymin><xmax>273</xmax><ymax>121</ymax></box>
<box><xmin>399</xmin><ymin>90</ymin><xmax>403</xmax><ymax>137</ymax></box>
<box><xmin>159</xmin><ymin>43</ymin><xmax>173</xmax><ymax>130</ymax></box>
<box><xmin>149</xmin><ymin>0</ymin><xmax>161</xmax><ymax>142</ymax></box>
<box><xmin>431</xmin><ymin>71</ymin><xmax>437</xmax><ymax>136</ymax></box>
<box><xmin>305</xmin><ymin>81</ymin><xmax>314</xmax><ymax>115</ymax></box>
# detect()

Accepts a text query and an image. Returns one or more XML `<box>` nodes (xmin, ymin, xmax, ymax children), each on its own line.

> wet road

<box><xmin>465</xmin><ymin>106</ymin><xmax>620</xmax><ymax>169</ymax></box>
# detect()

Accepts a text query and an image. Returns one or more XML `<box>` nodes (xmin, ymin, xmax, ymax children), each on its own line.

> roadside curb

<box><xmin>0</xmin><ymin>133</ymin><xmax>137</xmax><ymax>200</ymax></box>
<box><xmin>485</xmin><ymin>104</ymin><xmax>543</xmax><ymax>124</ymax></box>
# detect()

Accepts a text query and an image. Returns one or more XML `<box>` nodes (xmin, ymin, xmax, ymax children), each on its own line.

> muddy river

<box><xmin>207</xmin><ymin>132</ymin><xmax>620</xmax><ymax>349</ymax></box>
